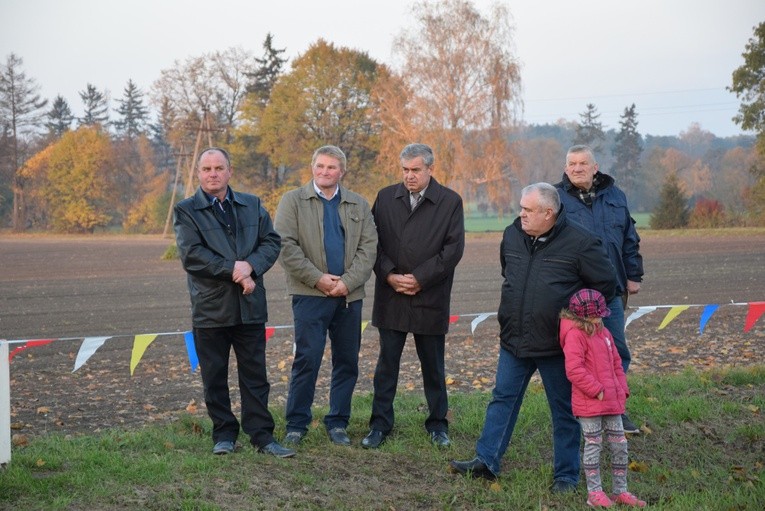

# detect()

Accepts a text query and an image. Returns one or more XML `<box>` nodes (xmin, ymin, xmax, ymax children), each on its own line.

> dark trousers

<box><xmin>193</xmin><ymin>324</ymin><xmax>275</xmax><ymax>448</ymax></box>
<box><xmin>369</xmin><ymin>328</ymin><xmax>448</xmax><ymax>434</ymax></box>
<box><xmin>285</xmin><ymin>296</ymin><xmax>362</xmax><ymax>432</ymax></box>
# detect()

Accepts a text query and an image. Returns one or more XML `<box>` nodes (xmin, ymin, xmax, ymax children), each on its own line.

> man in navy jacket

<box><xmin>555</xmin><ymin>145</ymin><xmax>644</xmax><ymax>433</ymax></box>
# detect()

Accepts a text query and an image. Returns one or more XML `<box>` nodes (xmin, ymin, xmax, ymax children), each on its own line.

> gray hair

<box><xmin>311</xmin><ymin>145</ymin><xmax>347</xmax><ymax>172</ymax></box>
<box><xmin>197</xmin><ymin>147</ymin><xmax>231</xmax><ymax>168</ymax></box>
<box><xmin>521</xmin><ymin>182</ymin><xmax>561</xmax><ymax>212</ymax></box>
<box><xmin>400</xmin><ymin>143</ymin><xmax>434</xmax><ymax>167</ymax></box>
<box><xmin>566</xmin><ymin>144</ymin><xmax>597</xmax><ymax>164</ymax></box>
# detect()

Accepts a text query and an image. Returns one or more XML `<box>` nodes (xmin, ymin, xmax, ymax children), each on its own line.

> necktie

<box><xmin>410</xmin><ymin>192</ymin><xmax>421</xmax><ymax>210</ymax></box>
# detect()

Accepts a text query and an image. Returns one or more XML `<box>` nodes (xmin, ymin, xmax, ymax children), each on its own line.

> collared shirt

<box><xmin>411</xmin><ymin>185</ymin><xmax>428</xmax><ymax>203</ymax></box>
<box><xmin>204</xmin><ymin>188</ymin><xmax>232</xmax><ymax>209</ymax></box>
<box><xmin>313</xmin><ymin>181</ymin><xmax>340</xmax><ymax>200</ymax></box>
<box><xmin>204</xmin><ymin>188</ymin><xmax>235</xmax><ymax>234</ymax></box>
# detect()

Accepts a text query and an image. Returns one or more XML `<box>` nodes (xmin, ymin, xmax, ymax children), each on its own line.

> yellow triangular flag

<box><xmin>657</xmin><ymin>306</ymin><xmax>690</xmax><ymax>330</ymax></box>
<box><xmin>130</xmin><ymin>334</ymin><xmax>158</xmax><ymax>376</ymax></box>
<box><xmin>361</xmin><ymin>321</ymin><xmax>369</xmax><ymax>334</ymax></box>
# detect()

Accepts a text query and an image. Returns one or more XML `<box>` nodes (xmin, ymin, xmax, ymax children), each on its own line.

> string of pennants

<box><xmin>4</xmin><ymin>302</ymin><xmax>764</xmax><ymax>375</ymax></box>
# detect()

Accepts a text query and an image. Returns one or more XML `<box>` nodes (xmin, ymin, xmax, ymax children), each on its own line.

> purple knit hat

<box><xmin>569</xmin><ymin>288</ymin><xmax>611</xmax><ymax>319</ymax></box>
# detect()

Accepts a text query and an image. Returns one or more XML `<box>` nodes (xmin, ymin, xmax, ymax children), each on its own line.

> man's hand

<box><xmin>316</xmin><ymin>274</ymin><xmax>342</xmax><ymax>296</ymax></box>
<box><xmin>327</xmin><ymin>278</ymin><xmax>349</xmax><ymax>297</ymax></box>
<box><xmin>626</xmin><ymin>280</ymin><xmax>641</xmax><ymax>295</ymax></box>
<box><xmin>386</xmin><ymin>273</ymin><xmax>421</xmax><ymax>295</ymax></box>
<box><xmin>233</xmin><ymin>261</ymin><xmax>254</xmax><ymax>283</ymax></box>
<box><xmin>240</xmin><ymin>276</ymin><xmax>256</xmax><ymax>295</ymax></box>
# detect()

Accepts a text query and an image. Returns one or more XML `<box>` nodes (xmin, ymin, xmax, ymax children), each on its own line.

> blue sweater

<box><xmin>320</xmin><ymin>193</ymin><xmax>345</xmax><ymax>276</ymax></box>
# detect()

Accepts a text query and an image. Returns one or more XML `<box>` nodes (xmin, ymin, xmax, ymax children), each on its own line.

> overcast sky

<box><xmin>2</xmin><ymin>0</ymin><xmax>763</xmax><ymax>137</ymax></box>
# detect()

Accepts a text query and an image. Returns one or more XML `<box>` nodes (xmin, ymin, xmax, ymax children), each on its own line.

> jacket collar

<box><xmin>393</xmin><ymin>176</ymin><xmax>443</xmax><ymax>204</ymax></box>
<box><xmin>299</xmin><ymin>180</ymin><xmax>359</xmax><ymax>204</ymax></box>
<box><xmin>559</xmin><ymin>171</ymin><xmax>614</xmax><ymax>194</ymax></box>
<box><xmin>513</xmin><ymin>204</ymin><xmax>569</xmax><ymax>247</ymax></box>
<box><xmin>192</xmin><ymin>186</ymin><xmax>248</xmax><ymax>210</ymax></box>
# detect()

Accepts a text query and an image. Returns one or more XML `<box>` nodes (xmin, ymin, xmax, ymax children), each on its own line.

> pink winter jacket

<box><xmin>559</xmin><ymin>318</ymin><xmax>629</xmax><ymax>418</ymax></box>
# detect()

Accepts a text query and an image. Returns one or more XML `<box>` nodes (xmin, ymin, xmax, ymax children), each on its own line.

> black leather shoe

<box><xmin>212</xmin><ymin>440</ymin><xmax>235</xmax><ymax>455</ymax></box>
<box><xmin>327</xmin><ymin>427</ymin><xmax>351</xmax><ymax>446</ymax></box>
<box><xmin>448</xmin><ymin>457</ymin><xmax>496</xmax><ymax>481</ymax></box>
<box><xmin>361</xmin><ymin>429</ymin><xmax>387</xmax><ymax>449</ymax></box>
<box><xmin>430</xmin><ymin>431</ymin><xmax>451</xmax><ymax>447</ymax></box>
<box><xmin>258</xmin><ymin>441</ymin><xmax>296</xmax><ymax>458</ymax></box>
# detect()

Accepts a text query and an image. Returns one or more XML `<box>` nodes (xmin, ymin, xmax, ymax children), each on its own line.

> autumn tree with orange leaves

<box><xmin>377</xmin><ymin>0</ymin><xmax>522</xmax><ymax>214</ymax></box>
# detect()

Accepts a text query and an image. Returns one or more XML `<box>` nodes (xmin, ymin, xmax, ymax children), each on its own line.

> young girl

<box><xmin>560</xmin><ymin>289</ymin><xmax>646</xmax><ymax>508</ymax></box>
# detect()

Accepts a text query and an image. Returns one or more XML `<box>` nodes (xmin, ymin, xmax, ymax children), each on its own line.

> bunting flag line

<box><xmin>657</xmin><ymin>305</ymin><xmax>691</xmax><ymax>330</ymax></box>
<box><xmin>130</xmin><ymin>334</ymin><xmax>158</xmax><ymax>376</ymax></box>
<box><xmin>744</xmin><ymin>302</ymin><xmax>765</xmax><ymax>333</ymax></box>
<box><xmin>9</xmin><ymin>339</ymin><xmax>54</xmax><ymax>361</ymax></box>
<box><xmin>4</xmin><ymin>301</ymin><xmax>764</xmax><ymax>372</ymax></box>
<box><xmin>470</xmin><ymin>313</ymin><xmax>494</xmax><ymax>334</ymax></box>
<box><xmin>73</xmin><ymin>337</ymin><xmax>110</xmax><ymax>372</ymax></box>
<box><xmin>699</xmin><ymin>304</ymin><xmax>719</xmax><ymax>334</ymax></box>
<box><xmin>624</xmin><ymin>306</ymin><xmax>656</xmax><ymax>329</ymax></box>
<box><xmin>183</xmin><ymin>331</ymin><xmax>198</xmax><ymax>373</ymax></box>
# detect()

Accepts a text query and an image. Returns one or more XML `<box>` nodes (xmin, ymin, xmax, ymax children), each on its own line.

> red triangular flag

<box><xmin>744</xmin><ymin>302</ymin><xmax>765</xmax><ymax>332</ymax></box>
<box><xmin>265</xmin><ymin>327</ymin><xmax>275</xmax><ymax>341</ymax></box>
<box><xmin>9</xmin><ymin>339</ymin><xmax>54</xmax><ymax>361</ymax></box>
<box><xmin>449</xmin><ymin>315</ymin><xmax>459</xmax><ymax>324</ymax></box>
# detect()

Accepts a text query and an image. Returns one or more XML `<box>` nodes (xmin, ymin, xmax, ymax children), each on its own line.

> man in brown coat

<box><xmin>361</xmin><ymin>143</ymin><xmax>465</xmax><ymax>449</ymax></box>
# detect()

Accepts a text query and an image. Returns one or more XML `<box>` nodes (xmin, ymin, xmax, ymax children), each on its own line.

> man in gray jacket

<box><xmin>174</xmin><ymin>147</ymin><xmax>295</xmax><ymax>458</ymax></box>
<box><xmin>275</xmin><ymin>145</ymin><xmax>377</xmax><ymax>446</ymax></box>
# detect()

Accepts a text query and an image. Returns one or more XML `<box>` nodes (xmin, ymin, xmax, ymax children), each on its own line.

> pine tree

<box><xmin>113</xmin><ymin>79</ymin><xmax>148</xmax><ymax>140</ymax></box>
<box><xmin>247</xmin><ymin>33</ymin><xmax>287</xmax><ymax>105</ymax></box>
<box><xmin>0</xmin><ymin>53</ymin><xmax>48</xmax><ymax>230</ymax></box>
<box><xmin>612</xmin><ymin>103</ymin><xmax>642</xmax><ymax>195</ymax></box>
<box><xmin>149</xmin><ymin>95</ymin><xmax>177</xmax><ymax>171</ymax></box>
<box><xmin>45</xmin><ymin>95</ymin><xmax>74</xmax><ymax>137</ymax></box>
<box><xmin>650</xmin><ymin>172</ymin><xmax>689</xmax><ymax>229</ymax></box>
<box><xmin>78</xmin><ymin>83</ymin><xmax>108</xmax><ymax>127</ymax></box>
<box><xmin>573</xmin><ymin>103</ymin><xmax>606</xmax><ymax>156</ymax></box>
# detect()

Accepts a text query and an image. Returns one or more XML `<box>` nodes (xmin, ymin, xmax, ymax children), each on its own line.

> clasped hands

<box><xmin>315</xmin><ymin>274</ymin><xmax>349</xmax><ymax>297</ymax></box>
<box><xmin>387</xmin><ymin>273</ymin><xmax>421</xmax><ymax>296</ymax></box>
<box><xmin>233</xmin><ymin>261</ymin><xmax>256</xmax><ymax>295</ymax></box>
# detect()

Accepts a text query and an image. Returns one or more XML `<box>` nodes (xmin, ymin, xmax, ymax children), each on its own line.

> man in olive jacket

<box><xmin>275</xmin><ymin>145</ymin><xmax>377</xmax><ymax>447</ymax></box>
<box><xmin>362</xmin><ymin>143</ymin><xmax>465</xmax><ymax>449</ymax></box>
<box><xmin>174</xmin><ymin>147</ymin><xmax>294</xmax><ymax>458</ymax></box>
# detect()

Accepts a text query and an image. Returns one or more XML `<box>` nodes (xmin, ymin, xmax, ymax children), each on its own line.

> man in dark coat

<box><xmin>449</xmin><ymin>182</ymin><xmax>616</xmax><ymax>492</ymax></box>
<box><xmin>174</xmin><ymin>147</ymin><xmax>294</xmax><ymax>458</ymax></box>
<box><xmin>361</xmin><ymin>143</ymin><xmax>465</xmax><ymax>449</ymax></box>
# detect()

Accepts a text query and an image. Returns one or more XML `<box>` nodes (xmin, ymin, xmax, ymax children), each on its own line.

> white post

<box><xmin>0</xmin><ymin>340</ymin><xmax>10</xmax><ymax>466</ymax></box>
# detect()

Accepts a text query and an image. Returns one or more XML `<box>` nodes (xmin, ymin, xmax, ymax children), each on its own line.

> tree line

<box><xmin>1</xmin><ymin>1</ymin><xmax>763</xmax><ymax>233</ymax></box>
